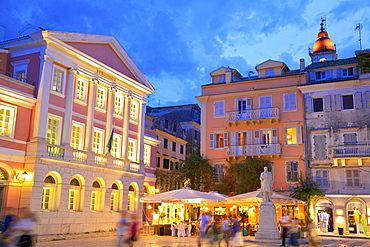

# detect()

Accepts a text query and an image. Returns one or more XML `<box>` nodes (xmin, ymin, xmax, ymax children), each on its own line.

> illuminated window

<box><xmin>68</xmin><ymin>178</ymin><xmax>81</xmax><ymax>211</ymax></box>
<box><xmin>91</xmin><ymin>181</ymin><xmax>102</xmax><ymax>211</ymax></box>
<box><xmin>111</xmin><ymin>134</ymin><xmax>121</xmax><ymax>158</ymax></box>
<box><xmin>285</xmin><ymin>127</ymin><xmax>302</xmax><ymax>145</ymax></box>
<box><xmin>144</xmin><ymin>145</ymin><xmax>151</xmax><ymax>166</ymax></box>
<box><xmin>127</xmin><ymin>139</ymin><xmax>137</xmax><ymax>161</ymax></box>
<box><xmin>0</xmin><ymin>103</ymin><xmax>16</xmax><ymax>137</ymax></box>
<box><xmin>47</xmin><ymin>116</ymin><xmax>61</xmax><ymax>145</ymax></box>
<box><xmin>92</xmin><ymin>128</ymin><xmax>104</xmax><ymax>154</ymax></box>
<box><xmin>130</xmin><ymin>101</ymin><xmax>139</xmax><ymax>121</ymax></box>
<box><xmin>127</xmin><ymin>185</ymin><xmax>136</xmax><ymax>212</ymax></box>
<box><xmin>110</xmin><ymin>183</ymin><xmax>119</xmax><ymax>211</ymax></box>
<box><xmin>210</xmin><ymin>132</ymin><xmax>228</xmax><ymax>149</ymax></box>
<box><xmin>96</xmin><ymin>86</ymin><xmax>106</xmax><ymax>109</ymax></box>
<box><xmin>52</xmin><ymin>67</ymin><xmax>64</xmax><ymax>93</ymax></box>
<box><xmin>11</xmin><ymin>59</ymin><xmax>29</xmax><ymax>83</ymax></box>
<box><xmin>114</xmin><ymin>94</ymin><xmax>124</xmax><ymax>115</ymax></box>
<box><xmin>75</xmin><ymin>77</ymin><xmax>88</xmax><ymax>102</ymax></box>
<box><xmin>71</xmin><ymin>122</ymin><xmax>84</xmax><ymax>150</ymax></box>
<box><xmin>41</xmin><ymin>175</ymin><xmax>56</xmax><ymax>210</ymax></box>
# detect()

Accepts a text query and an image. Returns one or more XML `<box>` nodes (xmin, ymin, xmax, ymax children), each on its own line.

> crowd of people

<box><xmin>0</xmin><ymin>208</ymin><xmax>36</xmax><ymax>247</ymax></box>
<box><xmin>196</xmin><ymin>213</ymin><xmax>243</xmax><ymax>247</ymax></box>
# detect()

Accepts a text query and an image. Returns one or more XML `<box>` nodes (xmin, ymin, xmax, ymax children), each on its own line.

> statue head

<box><xmin>264</xmin><ymin>166</ymin><xmax>268</xmax><ymax>172</ymax></box>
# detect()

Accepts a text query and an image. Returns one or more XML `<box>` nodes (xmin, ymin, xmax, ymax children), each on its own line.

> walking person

<box><xmin>221</xmin><ymin>215</ymin><xmax>231</xmax><ymax>247</ymax></box>
<box><xmin>308</xmin><ymin>220</ymin><xmax>319</xmax><ymax>247</ymax></box>
<box><xmin>116</xmin><ymin>210</ymin><xmax>130</xmax><ymax>247</ymax></box>
<box><xmin>0</xmin><ymin>214</ymin><xmax>17</xmax><ymax>247</ymax></box>
<box><xmin>11</xmin><ymin>210</ymin><xmax>36</xmax><ymax>247</ymax></box>
<box><xmin>126</xmin><ymin>214</ymin><xmax>140</xmax><ymax>247</ymax></box>
<box><xmin>289</xmin><ymin>218</ymin><xmax>300</xmax><ymax>247</ymax></box>
<box><xmin>230</xmin><ymin>215</ymin><xmax>243</xmax><ymax>247</ymax></box>
<box><xmin>196</xmin><ymin>213</ymin><xmax>211</xmax><ymax>247</ymax></box>
<box><xmin>280</xmin><ymin>215</ymin><xmax>290</xmax><ymax>246</ymax></box>
<box><xmin>210</xmin><ymin>217</ymin><xmax>222</xmax><ymax>247</ymax></box>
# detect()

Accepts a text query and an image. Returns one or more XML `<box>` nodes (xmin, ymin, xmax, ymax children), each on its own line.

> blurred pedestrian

<box><xmin>230</xmin><ymin>215</ymin><xmax>242</xmax><ymax>247</ymax></box>
<box><xmin>221</xmin><ymin>215</ymin><xmax>231</xmax><ymax>247</ymax></box>
<box><xmin>116</xmin><ymin>210</ymin><xmax>130</xmax><ymax>247</ymax></box>
<box><xmin>289</xmin><ymin>218</ymin><xmax>300</xmax><ymax>247</ymax></box>
<box><xmin>125</xmin><ymin>214</ymin><xmax>140</xmax><ymax>247</ymax></box>
<box><xmin>210</xmin><ymin>217</ymin><xmax>222</xmax><ymax>247</ymax></box>
<box><xmin>280</xmin><ymin>215</ymin><xmax>290</xmax><ymax>246</ymax></box>
<box><xmin>0</xmin><ymin>214</ymin><xmax>17</xmax><ymax>247</ymax></box>
<box><xmin>308</xmin><ymin>220</ymin><xmax>319</xmax><ymax>247</ymax></box>
<box><xmin>196</xmin><ymin>213</ymin><xmax>211</xmax><ymax>247</ymax></box>
<box><xmin>11</xmin><ymin>210</ymin><xmax>36</xmax><ymax>247</ymax></box>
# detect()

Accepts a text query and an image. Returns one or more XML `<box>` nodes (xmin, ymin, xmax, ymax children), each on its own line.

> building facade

<box><xmin>0</xmin><ymin>30</ymin><xmax>155</xmax><ymax>234</ymax></box>
<box><xmin>147</xmin><ymin>104</ymin><xmax>201</xmax><ymax>155</ymax></box>
<box><xmin>301</xmin><ymin>22</ymin><xmax>370</xmax><ymax>235</ymax></box>
<box><xmin>197</xmin><ymin>61</ymin><xmax>306</xmax><ymax>193</ymax></box>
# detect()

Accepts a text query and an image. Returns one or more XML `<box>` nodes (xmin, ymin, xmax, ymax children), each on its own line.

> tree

<box><xmin>181</xmin><ymin>150</ymin><xmax>214</xmax><ymax>192</ymax></box>
<box><xmin>290</xmin><ymin>175</ymin><xmax>324</xmax><ymax>225</ymax></box>
<box><xmin>216</xmin><ymin>157</ymin><xmax>271</xmax><ymax>195</ymax></box>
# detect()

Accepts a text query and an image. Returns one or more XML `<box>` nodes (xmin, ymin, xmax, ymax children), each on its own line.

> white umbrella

<box><xmin>140</xmin><ymin>188</ymin><xmax>225</xmax><ymax>204</ymax></box>
<box><xmin>226</xmin><ymin>189</ymin><xmax>302</xmax><ymax>204</ymax></box>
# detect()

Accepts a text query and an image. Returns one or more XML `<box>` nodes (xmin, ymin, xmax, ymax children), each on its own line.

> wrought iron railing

<box><xmin>227</xmin><ymin>143</ymin><xmax>281</xmax><ymax>156</ymax></box>
<box><xmin>226</xmin><ymin>107</ymin><xmax>280</xmax><ymax>121</ymax></box>
<box><xmin>333</xmin><ymin>143</ymin><xmax>370</xmax><ymax>157</ymax></box>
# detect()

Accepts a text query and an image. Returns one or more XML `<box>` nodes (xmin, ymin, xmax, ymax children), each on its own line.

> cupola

<box><xmin>309</xmin><ymin>18</ymin><xmax>337</xmax><ymax>63</ymax></box>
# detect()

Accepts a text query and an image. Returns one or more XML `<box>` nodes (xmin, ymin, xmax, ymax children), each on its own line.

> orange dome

<box><xmin>313</xmin><ymin>31</ymin><xmax>335</xmax><ymax>53</ymax></box>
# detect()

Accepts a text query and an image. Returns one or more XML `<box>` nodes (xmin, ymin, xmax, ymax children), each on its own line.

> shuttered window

<box><xmin>315</xmin><ymin>170</ymin><xmax>329</xmax><ymax>187</ymax></box>
<box><xmin>346</xmin><ymin>169</ymin><xmax>360</xmax><ymax>187</ymax></box>
<box><xmin>313</xmin><ymin>135</ymin><xmax>327</xmax><ymax>159</ymax></box>
<box><xmin>286</xmin><ymin>161</ymin><xmax>299</xmax><ymax>182</ymax></box>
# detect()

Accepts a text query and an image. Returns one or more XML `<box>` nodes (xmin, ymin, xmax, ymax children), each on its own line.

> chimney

<box><xmin>300</xmin><ymin>58</ymin><xmax>305</xmax><ymax>72</ymax></box>
<box><xmin>225</xmin><ymin>67</ymin><xmax>232</xmax><ymax>83</ymax></box>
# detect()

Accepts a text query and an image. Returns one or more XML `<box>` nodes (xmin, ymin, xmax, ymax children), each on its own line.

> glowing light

<box><xmin>336</xmin><ymin>209</ymin><xmax>344</xmax><ymax>216</ymax></box>
<box><xmin>147</xmin><ymin>205</ymin><xmax>152</xmax><ymax>210</ymax></box>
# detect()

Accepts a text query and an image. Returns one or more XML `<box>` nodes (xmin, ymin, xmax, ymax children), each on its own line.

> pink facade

<box><xmin>197</xmin><ymin>61</ymin><xmax>306</xmax><ymax>193</ymax></box>
<box><xmin>0</xmin><ymin>30</ymin><xmax>156</xmax><ymax>234</ymax></box>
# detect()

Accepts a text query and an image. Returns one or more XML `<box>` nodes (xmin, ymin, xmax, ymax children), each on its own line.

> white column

<box><xmin>105</xmin><ymin>87</ymin><xmax>115</xmax><ymax>153</ymax></box>
<box><xmin>84</xmin><ymin>79</ymin><xmax>98</xmax><ymax>152</ymax></box>
<box><xmin>32</xmin><ymin>54</ymin><xmax>54</xmax><ymax>141</ymax></box>
<box><xmin>121</xmin><ymin>94</ymin><xmax>132</xmax><ymax>159</ymax></box>
<box><xmin>136</xmin><ymin>101</ymin><xmax>146</xmax><ymax>163</ymax></box>
<box><xmin>62</xmin><ymin>68</ymin><xmax>77</xmax><ymax>146</ymax></box>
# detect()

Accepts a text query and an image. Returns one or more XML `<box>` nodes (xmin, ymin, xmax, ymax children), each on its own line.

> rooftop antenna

<box><xmin>355</xmin><ymin>23</ymin><xmax>362</xmax><ymax>50</ymax></box>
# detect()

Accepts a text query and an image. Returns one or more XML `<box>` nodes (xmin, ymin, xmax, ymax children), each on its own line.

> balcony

<box><xmin>29</xmin><ymin>141</ymin><xmax>142</xmax><ymax>172</ymax></box>
<box><xmin>227</xmin><ymin>144</ymin><xmax>281</xmax><ymax>158</ymax></box>
<box><xmin>333</xmin><ymin>142</ymin><xmax>370</xmax><ymax>158</ymax></box>
<box><xmin>226</xmin><ymin>107</ymin><xmax>280</xmax><ymax>126</ymax></box>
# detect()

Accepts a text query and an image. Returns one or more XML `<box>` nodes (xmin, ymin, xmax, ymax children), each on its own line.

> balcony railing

<box><xmin>47</xmin><ymin>145</ymin><xmax>65</xmax><ymax>158</ymax></box>
<box><xmin>226</xmin><ymin>107</ymin><xmax>280</xmax><ymax>122</ymax></box>
<box><xmin>227</xmin><ymin>144</ymin><xmax>281</xmax><ymax>156</ymax></box>
<box><xmin>333</xmin><ymin>143</ymin><xmax>370</xmax><ymax>157</ymax></box>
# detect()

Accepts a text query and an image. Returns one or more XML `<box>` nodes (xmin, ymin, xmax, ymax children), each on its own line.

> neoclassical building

<box><xmin>0</xmin><ymin>30</ymin><xmax>155</xmax><ymax>235</ymax></box>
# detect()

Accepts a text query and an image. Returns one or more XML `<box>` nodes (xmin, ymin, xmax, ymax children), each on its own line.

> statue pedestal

<box><xmin>255</xmin><ymin>202</ymin><xmax>280</xmax><ymax>240</ymax></box>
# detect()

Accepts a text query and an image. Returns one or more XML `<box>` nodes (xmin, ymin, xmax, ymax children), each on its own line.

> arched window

<box><xmin>69</xmin><ymin>178</ymin><xmax>82</xmax><ymax>211</ymax></box>
<box><xmin>128</xmin><ymin>185</ymin><xmax>136</xmax><ymax>212</ymax></box>
<box><xmin>42</xmin><ymin>175</ymin><xmax>56</xmax><ymax>210</ymax></box>
<box><xmin>0</xmin><ymin>169</ymin><xmax>8</xmax><ymax>180</ymax></box>
<box><xmin>110</xmin><ymin>183</ymin><xmax>119</xmax><ymax>211</ymax></box>
<box><xmin>91</xmin><ymin>180</ymin><xmax>102</xmax><ymax>211</ymax></box>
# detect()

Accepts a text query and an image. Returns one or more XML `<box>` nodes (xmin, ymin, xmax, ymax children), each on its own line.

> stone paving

<box><xmin>34</xmin><ymin>233</ymin><xmax>370</xmax><ymax>247</ymax></box>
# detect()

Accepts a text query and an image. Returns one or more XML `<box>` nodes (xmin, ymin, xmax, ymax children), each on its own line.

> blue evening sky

<box><xmin>1</xmin><ymin>0</ymin><xmax>369</xmax><ymax>107</ymax></box>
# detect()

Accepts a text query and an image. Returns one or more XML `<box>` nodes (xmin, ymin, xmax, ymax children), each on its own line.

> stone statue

<box><xmin>260</xmin><ymin>166</ymin><xmax>273</xmax><ymax>202</ymax></box>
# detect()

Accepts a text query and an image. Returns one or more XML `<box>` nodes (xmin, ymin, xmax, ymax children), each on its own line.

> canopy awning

<box><xmin>140</xmin><ymin>188</ymin><xmax>229</xmax><ymax>204</ymax></box>
<box><xmin>226</xmin><ymin>189</ymin><xmax>303</xmax><ymax>204</ymax></box>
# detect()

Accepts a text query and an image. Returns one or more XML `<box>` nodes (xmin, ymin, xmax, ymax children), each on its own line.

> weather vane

<box><xmin>320</xmin><ymin>17</ymin><xmax>326</xmax><ymax>32</ymax></box>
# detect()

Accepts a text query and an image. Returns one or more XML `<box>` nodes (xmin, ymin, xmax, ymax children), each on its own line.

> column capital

<box><xmin>39</xmin><ymin>54</ymin><xmax>54</xmax><ymax>64</ymax></box>
<box><xmin>90</xmin><ymin>78</ymin><xmax>99</xmax><ymax>85</ymax></box>
<box><xmin>68</xmin><ymin>68</ymin><xmax>78</xmax><ymax>75</ymax></box>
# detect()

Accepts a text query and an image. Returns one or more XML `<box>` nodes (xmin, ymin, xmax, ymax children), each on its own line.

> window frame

<box><xmin>111</xmin><ymin>133</ymin><xmax>122</xmax><ymax>158</ymax></box>
<box><xmin>213</xmin><ymin>164</ymin><xmax>225</xmax><ymax>183</ymax></box>
<box><xmin>283</xmin><ymin>93</ymin><xmax>297</xmax><ymax>111</ymax></box>
<box><xmin>312</xmin><ymin>134</ymin><xmax>328</xmax><ymax>160</ymax></box>
<box><xmin>127</xmin><ymin>138</ymin><xmax>137</xmax><ymax>162</ymax></box>
<box><xmin>284</xmin><ymin>126</ymin><xmax>302</xmax><ymax>145</ymax></box>
<box><xmin>51</xmin><ymin>64</ymin><xmax>67</xmax><ymax>95</ymax></box>
<box><xmin>130</xmin><ymin>100</ymin><xmax>139</xmax><ymax>122</ymax></box>
<box><xmin>346</xmin><ymin>169</ymin><xmax>361</xmax><ymax>187</ymax></box>
<box><xmin>0</xmin><ymin>102</ymin><xmax>17</xmax><ymax>138</ymax></box>
<box><xmin>11</xmin><ymin>59</ymin><xmax>30</xmax><ymax>83</ymax></box>
<box><xmin>213</xmin><ymin>101</ymin><xmax>225</xmax><ymax>118</ymax></box>
<box><xmin>75</xmin><ymin>76</ymin><xmax>88</xmax><ymax>103</ymax></box>
<box><xmin>71</xmin><ymin>121</ymin><xmax>85</xmax><ymax>150</ymax></box>
<box><xmin>286</xmin><ymin>161</ymin><xmax>299</xmax><ymax>182</ymax></box>
<box><xmin>47</xmin><ymin>114</ymin><xmax>62</xmax><ymax>145</ymax></box>
<box><xmin>315</xmin><ymin>169</ymin><xmax>329</xmax><ymax>188</ymax></box>
<box><xmin>95</xmin><ymin>86</ymin><xmax>107</xmax><ymax>110</ymax></box>
<box><xmin>92</xmin><ymin>128</ymin><xmax>104</xmax><ymax>154</ymax></box>
<box><xmin>143</xmin><ymin>144</ymin><xmax>151</xmax><ymax>166</ymax></box>
<box><xmin>114</xmin><ymin>94</ymin><xmax>124</xmax><ymax>116</ymax></box>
